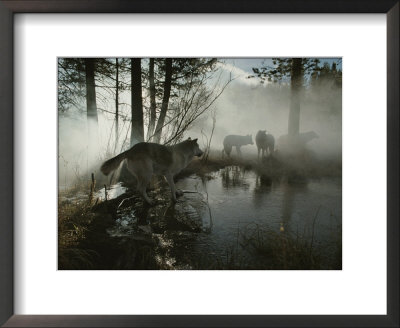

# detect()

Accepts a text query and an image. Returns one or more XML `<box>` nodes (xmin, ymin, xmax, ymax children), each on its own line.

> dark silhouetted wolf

<box><xmin>256</xmin><ymin>130</ymin><xmax>275</xmax><ymax>160</ymax></box>
<box><xmin>277</xmin><ymin>131</ymin><xmax>319</xmax><ymax>153</ymax></box>
<box><xmin>101</xmin><ymin>139</ymin><xmax>203</xmax><ymax>205</ymax></box>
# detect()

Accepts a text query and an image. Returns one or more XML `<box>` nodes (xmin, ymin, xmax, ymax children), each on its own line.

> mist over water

<box><xmin>186</xmin><ymin>77</ymin><xmax>341</xmax><ymax>159</ymax></box>
<box><xmin>58</xmin><ymin>58</ymin><xmax>342</xmax><ymax>187</ymax></box>
<box><xmin>58</xmin><ymin>58</ymin><xmax>342</xmax><ymax>270</ymax></box>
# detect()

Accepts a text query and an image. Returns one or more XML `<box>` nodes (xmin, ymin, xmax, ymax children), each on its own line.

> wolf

<box><xmin>256</xmin><ymin>130</ymin><xmax>275</xmax><ymax>160</ymax></box>
<box><xmin>222</xmin><ymin>134</ymin><xmax>253</xmax><ymax>158</ymax></box>
<box><xmin>298</xmin><ymin>131</ymin><xmax>319</xmax><ymax>144</ymax></box>
<box><xmin>100</xmin><ymin>138</ymin><xmax>203</xmax><ymax>205</ymax></box>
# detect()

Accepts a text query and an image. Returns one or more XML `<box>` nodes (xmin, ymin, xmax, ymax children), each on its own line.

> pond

<box><xmin>105</xmin><ymin>166</ymin><xmax>342</xmax><ymax>270</ymax></box>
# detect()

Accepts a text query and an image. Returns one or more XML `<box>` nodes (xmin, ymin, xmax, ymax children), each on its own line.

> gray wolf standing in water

<box><xmin>222</xmin><ymin>134</ymin><xmax>253</xmax><ymax>158</ymax></box>
<box><xmin>256</xmin><ymin>130</ymin><xmax>275</xmax><ymax>160</ymax></box>
<box><xmin>100</xmin><ymin>138</ymin><xmax>203</xmax><ymax>205</ymax></box>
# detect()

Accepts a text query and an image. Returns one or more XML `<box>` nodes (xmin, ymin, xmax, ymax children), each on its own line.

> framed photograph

<box><xmin>1</xmin><ymin>1</ymin><xmax>398</xmax><ymax>327</ymax></box>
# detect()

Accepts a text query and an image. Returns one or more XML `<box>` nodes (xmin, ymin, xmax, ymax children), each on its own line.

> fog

<box><xmin>186</xmin><ymin>73</ymin><xmax>342</xmax><ymax>158</ymax></box>
<box><xmin>58</xmin><ymin>58</ymin><xmax>342</xmax><ymax>188</ymax></box>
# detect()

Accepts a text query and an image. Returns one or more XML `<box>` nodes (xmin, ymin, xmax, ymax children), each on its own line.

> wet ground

<box><xmin>62</xmin><ymin>165</ymin><xmax>342</xmax><ymax>270</ymax></box>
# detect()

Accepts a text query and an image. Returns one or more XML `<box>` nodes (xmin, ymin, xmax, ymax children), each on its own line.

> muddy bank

<box><xmin>59</xmin><ymin>180</ymin><xmax>210</xmax><ymax>269</ymax></box>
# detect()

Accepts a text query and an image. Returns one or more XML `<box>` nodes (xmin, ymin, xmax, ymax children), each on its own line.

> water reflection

<box><xmin>281</xmin><ymin>182</ymin><xmax>308</xmax><ymax>231</ymax></box>
<box><xmin>104</xmin><ymin>165</ymin><xmax>340</xmax><ymax>269</ymax></box>
<box><xmin>221</xmin><ymin>166</ymin><xmax>250</xmax><ymax>190</ymax></box>
<box><xmin>95</xmin><ymin>182</ymin><xmax>127</xmax><ymax>201</ymax></box>
<box><xmin>253</xmin><ymin>174</ymin><xmax>273</xmax><ymax>208</ymax></box>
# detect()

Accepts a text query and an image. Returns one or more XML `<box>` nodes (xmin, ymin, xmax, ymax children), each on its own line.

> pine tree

<box><xmin>153</xmin><ymin>58</ymin><xmax>172</xmax><ymax>143</ymax></box>
<box><xmin>251</xmin><ymin>58</ymin><xmax>320</xmax><ymax>137</ymax></box>
<box><xmin>130</xmin><ymin>58</ymin><xmax>144</xmax><ymax>145</ymax></box>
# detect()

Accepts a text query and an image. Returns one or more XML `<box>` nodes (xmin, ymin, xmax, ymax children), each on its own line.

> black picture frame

<box><xmin>0</xmin><ymin>1</ymin><xmax>398</xmax><ymax>327</ymax></box>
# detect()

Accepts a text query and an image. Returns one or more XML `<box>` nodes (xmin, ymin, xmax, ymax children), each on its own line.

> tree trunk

<box><xmin>153</xmin><ymin>58</ymin><xmax>172</xmax><ymax>144</ymax></box>
<box><xmin>147</xmin><ymin>58</ymin><xmax>157</xmax><ymax>141</ymax></box>
<box><xmin>85</xmin><ymin>58</ymin><xmax>98</xmax><ymax>123</ymax></box>
<box><xmin>84</xmin><ymin>58</ymin><xmax>98</xmax><ymax>160</ymax></box>
<box><xmin>130</xmin><ymin>58</ymin><xmax>144</xmax><ymax>146</ymax></box>
<box><xmin>288</xmin><ymin>58</ymin><xmax>302</xmax><ymax>137</ymax></box>
<box><xmin>115</xmin><ymin>58</ymin><xmax>119</xmax><ymax>152</ymax></box>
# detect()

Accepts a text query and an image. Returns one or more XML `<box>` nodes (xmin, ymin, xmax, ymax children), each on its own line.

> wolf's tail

<box><xmin>100</xmin><ymin>151</ymin><xmax>128</xmax><ymax>176</ymax></box>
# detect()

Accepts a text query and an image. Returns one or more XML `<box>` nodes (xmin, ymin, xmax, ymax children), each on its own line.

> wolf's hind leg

<box><xmin>236</xmin><ymin>146</ymin><xmax>242</xmax><ymax>157</ymax></box>
<box><xmin>225</xmin><ymin>146</ymin><xmax>232</xmax><ymax>157</ymax></box>
<box><xmin>165</xmin><ymin>173</ymin><xmax>177</xmax><ymax>203</ymax></box>
<box><xmin>138</xmin><ymin>173</ymin><xmax>153</xmax><ymax>205</ymax></box>
<box><xmin>137</xmin><ymin>182</ymin><xmax>153</xmax><ymax>206</ymax></box>
<box><xmin>128</xmin><ymin>159</ymin><xmax>154</xmax><ymax>206</ymax></box>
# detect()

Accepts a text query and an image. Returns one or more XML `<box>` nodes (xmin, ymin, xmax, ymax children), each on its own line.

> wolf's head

<box><xmin>188</xmin><ymin>138</ymin><xmax>204</xmax><ymax>157</ymax></box>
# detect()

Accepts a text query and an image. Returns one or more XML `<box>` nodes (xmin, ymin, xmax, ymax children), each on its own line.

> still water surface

<box><xmin>109</xmin><ymin>166</ymin><xmax>342</xmax><ymax>269</ymax></box>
